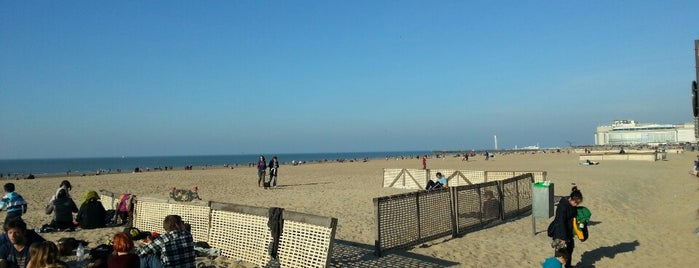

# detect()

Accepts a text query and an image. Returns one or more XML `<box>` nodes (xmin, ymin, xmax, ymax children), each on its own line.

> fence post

<box><xmin>496</xmin><ymin>181</ymin><xmax>504</xmax><ymax>221</ymax></box>
<box><xmin>426</xmin><ymin>169</ymin><xmax>431</xmax><ymax>189</ymax></box>
<box><xmin>450</xmin><ymin>187</ymin><xmax>458</xmax><ymax>238</ymax></box>
<box><xmin>373</xmin><ymin>198</ymin><xmax>382</xmax><ymax>257</ymax></box>
<box><xmin>415</xmin><ymin>191</ymin><xmax>422</xmax><ymax>241</ymax></box>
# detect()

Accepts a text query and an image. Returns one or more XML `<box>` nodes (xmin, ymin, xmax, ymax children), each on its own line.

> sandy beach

<box><xmin>8</xmin><ymin>151</ymin><xmax>699</xmax><ymax>267</ymax></box>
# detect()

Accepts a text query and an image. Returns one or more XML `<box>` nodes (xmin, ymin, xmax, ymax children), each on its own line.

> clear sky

<box><xmin>1</xmin><ymin>1</ymin><xmax>698</xmax><ymax>159</ymax></box>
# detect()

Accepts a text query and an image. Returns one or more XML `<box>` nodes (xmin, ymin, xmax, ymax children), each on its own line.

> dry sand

<box><xmin>9</xmin><ymin>151</ymin><xmax>699</xmax><ymax>267</ymax></box>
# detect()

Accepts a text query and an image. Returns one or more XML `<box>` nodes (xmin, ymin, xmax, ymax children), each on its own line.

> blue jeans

<box><xmin>140</xmin><ymin>254</ymin><xmax>164</xmax><ymax>268</ymax></box>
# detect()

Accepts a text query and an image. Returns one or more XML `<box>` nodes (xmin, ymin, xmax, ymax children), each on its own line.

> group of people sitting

<box><xmin>0</xmin><ymin>178</ymin><xmax>197</xmax><ymax>268</ymax></box>
<box><xmin>49</xmin><ymin>181</ymin><xmax>134</xmax><ymax>232</ymax></box>
<box><xmin>43</xmin><ymin>180</ymin><xmax>130</xmax><ymax>232</ymax></box>
<box><xmin>0</xmin><ymin>214</ymin><xmax>196</xmax><ymax>268</ymax></box>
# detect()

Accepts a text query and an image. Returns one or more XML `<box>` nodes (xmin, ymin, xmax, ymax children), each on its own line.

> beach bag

<box><xmin>104</xmin><ymin>209</ymin><xmax>116</xmax><ymax>224</ymax></box>
<box><xmin>90</xmin><ymin>244</ymin><xmax>114</xmax><ymax>262</ymax></box>
<box><xmin>117</xmin><ymin>193</ymin><xmax>133</xmax><ymax>212</ymax></box>
<box><xmin>574</xmin><ymin>206</ymin><xmax>590</xmax><ymax>241</ymax></box>
<box><xmin>56</xmin><ymin>237</ymin><xmax>88</xmax><ymax>256</ymax></box>
<box><xmin>573</xmin><ymin>218</ymin><xmax>589</xmax><ymax>241</ymax></box>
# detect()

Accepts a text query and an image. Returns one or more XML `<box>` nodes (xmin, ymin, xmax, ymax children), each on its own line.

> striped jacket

<box><xmin>0</xmin><ymin>192</ymin><xmax>28</xmax><ymax>214</ymax></box>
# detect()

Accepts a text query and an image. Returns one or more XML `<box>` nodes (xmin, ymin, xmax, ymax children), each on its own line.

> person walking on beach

<box><xmin>268</xmin><ymin>156</ymin><xmax>280</xmax><ymax>188</ymax></box>
<box><xmin>257</xmin><ymin>155</ymin><xmax>267</xmax><ymax>187</ymax></box>
<box><xmin>422</xmin><ymin>155</ymin><xmax>427</xmax><ymax>170</ymax></box>
<box><xmin>0</xmin><ymin>183</ymin><xmax>28</xmax><ymax>226</ymax></box>
<box><xmin>547</xmin><ymin>186</ymin><xmax>583</xmax><ymax>268</ymax></box>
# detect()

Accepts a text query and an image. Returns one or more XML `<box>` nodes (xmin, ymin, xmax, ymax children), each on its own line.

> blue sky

<box><xmin>1</xmin><ymin>1</ymin><xmax>698</xmax><ymax>159</ymax></box>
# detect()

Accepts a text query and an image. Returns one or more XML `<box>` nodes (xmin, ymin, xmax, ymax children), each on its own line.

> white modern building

<box><xmin>594</xmin><ymin>120</ymin><xmax>696</xmax><ymax>146</ymax></box>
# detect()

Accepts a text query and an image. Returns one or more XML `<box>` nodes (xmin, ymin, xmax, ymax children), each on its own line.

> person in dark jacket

<box><xmin>45</xmin><ymin>189</ymin><xmax>78</xmax><ymax>230</ymax></box>
<box><xmin>257</xmin><ymin>155</ymin><xmax>267</xmax><ymax>187</ymax></box>
<box><xmin>75</xmin><ymin>191</ymin><xmax>106</xmax><ymax>229</ymax></box>
<box><xmin>268</xmin><ymin>156</ymin><xmax>280</xmax><ymax>188</ymax></box>
<box><xmin>48</xmin><ymin>180</ymin><xmax>72</xmax><ymax>206</ymax></box>
<box><xmin>547</xmin><ymin>186</ymin><xmax>583</xmax><ymax>268</ymax></box>
<box><xmin>0</xmin><ymin>218</ymin><xmax>46</xmax><ymax>268</ymax></box>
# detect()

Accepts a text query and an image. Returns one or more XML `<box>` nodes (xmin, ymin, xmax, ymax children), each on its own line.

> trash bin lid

<box><xmin>533</xmin><ymin>182</ymin><xmax>551</xmax><ymax>187</ymax></box>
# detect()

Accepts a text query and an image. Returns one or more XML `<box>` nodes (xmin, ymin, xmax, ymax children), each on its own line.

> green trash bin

<box><xmin>532</xmin><ymin>182</ymin><xmax>554</xmax><ymax>218</ymax></box>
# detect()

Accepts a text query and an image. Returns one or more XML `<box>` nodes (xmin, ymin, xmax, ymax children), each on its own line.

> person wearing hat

<box><xmin>75</xmin><ymin>191</ymin><xmax>106</xmax><ymax>229</ymax></box>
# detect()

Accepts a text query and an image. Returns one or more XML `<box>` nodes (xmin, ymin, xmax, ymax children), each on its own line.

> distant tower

<box><xmin>494</xmin><ymin>135</ymin><xmax>498</xmax><ymax>150</ymax></box>
<box><xmin>694</xmin><ymin>40</ymin><xmax>699</xmax><ymax>139</ymax></box>
<box><xmin>696</xmin><ymin>39</ymin><xmax>699</xmax><ymax>85</ymax></box>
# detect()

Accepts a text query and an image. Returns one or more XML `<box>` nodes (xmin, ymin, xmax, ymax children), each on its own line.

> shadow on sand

<box><xmin>328</xmin><ymin>240</ymin><xmax>459</xmax><ymax>268</ymax></box>
<box><xmin>578</xmin><ymin>240</ymin><xmax>640</xmax><ymax>267</ymax></box>
<box><xmin>273</xmin><ymin>182</ymin><xmax>332</xmax><ymax>188</ymax></box>
<box><xmin>260</xmin><ymin>240</ymin><xmax>459</xmax><ymax>268</ymax></box>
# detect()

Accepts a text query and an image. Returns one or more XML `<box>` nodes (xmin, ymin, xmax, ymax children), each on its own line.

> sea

<box><xmin>0</xmin><ymin>151</ymin><xmax>432</xmax><ymax>178</ymax></box>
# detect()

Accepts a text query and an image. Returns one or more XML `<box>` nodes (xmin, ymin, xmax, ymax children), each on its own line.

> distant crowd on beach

<box><xmin>6</xmin><ymin>145</ymin><xmax>689</xmax><ymax>181</ymax></box>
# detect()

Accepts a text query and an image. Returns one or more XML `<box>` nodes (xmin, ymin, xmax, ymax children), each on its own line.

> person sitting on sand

<box><xmin>136</xmin><ymin>215</ymin><xmax>195</xmax><ymax>268</ymax></box>
<box><xmin>107</xmin><ymin>232</ymin><xmax>139</xmax><ymax>268</ymax></box>
<box><xmin>0</xmin><ymin>218</ymin><xmax>46</xmax><ymax>268</ymax></box>
<box><xmin>26</xmin><ymin>241</ymin><xmax>68</xmax><ymax>268</ymax></box>
<box><xmin>47</xmin><ymin>181</ymin><xmax>72</xmax><ymax>206</ymax></box>
<box><xmin>426</xmin><ymin>172</ymin><xmax>448</xmax><ymax>190</ymax></box>
<box><xmin>75</xmin><ymin>191</ymin><xmax>106</xmax><ymax>229</ymax></box>
<box><xmin>44</xmin><ymin>189</ymin><xmax>78</xmax><ymax>230</ymax></box>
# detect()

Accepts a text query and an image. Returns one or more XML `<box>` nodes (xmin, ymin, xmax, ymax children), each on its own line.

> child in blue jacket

<box><xmin>0</xmin><ymin>183</ymin><xmax>28</xmax><ymax>225</ymax></box>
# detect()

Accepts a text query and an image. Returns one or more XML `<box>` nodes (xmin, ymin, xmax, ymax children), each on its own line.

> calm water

<box><xmin>0</xmin><ymin>151</ymin><xmax>431</xmax><ymax>177</ymax></box>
